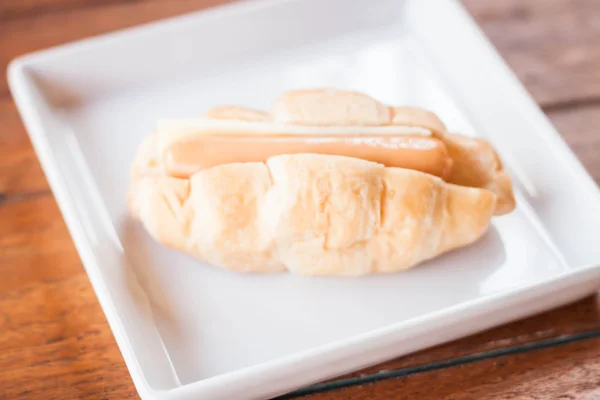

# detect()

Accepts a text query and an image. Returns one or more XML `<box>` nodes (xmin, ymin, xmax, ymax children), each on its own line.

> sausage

<box><xmin>163</xmin><ymin>134</ymin><xmax>453</xmax><ymax>180</ymax></box>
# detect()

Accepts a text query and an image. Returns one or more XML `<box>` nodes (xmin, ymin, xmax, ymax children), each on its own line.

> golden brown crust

<box><xmin>129</xmin><ymin>88</ymin><xmax>516</xmax><ymax>275</ymax></box>
<box><xmin>272</xmin><ymin>88</ymin><xmax>392</xmax><ymax>126</ymax></box>
<box><xmin>387</xmin><ymin>105</ymin><xmax>514</xmax><ymax>215</ymax></box>
<box><xmin>129</xmin><ymin>154</ymin><xmax>496</xmax><ymax>275</ymax></box>
<box><xmin>437</xmin><ymin>132</ymin><xmax>516</xmax><ymax>215</ymax></box>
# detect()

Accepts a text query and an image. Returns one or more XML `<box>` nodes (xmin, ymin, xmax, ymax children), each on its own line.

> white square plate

<box><xmin>8</xmin><ymin>0</ymin><xmax>600</xmax><ymax>398</ymax></box>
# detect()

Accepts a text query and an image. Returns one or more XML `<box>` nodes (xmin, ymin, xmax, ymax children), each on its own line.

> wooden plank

<box><xmin>306</xmin><ymin>330</ymin><xmax>600</xmax><ymax>400</ymax></box>
<box><xmin>0</xmin><ymin>194</ymin><xmax>137</xmax><ymax>399</ymax></box>
<box><xmin>0</xmin><ymin>0</ymin><xmax>233</xmax><ymax>95</ymax></box>
<box><xmin>1</xmin><ymin>0</ymin><xmax>599</xmax><ymax>200</ymax></box>
<box><xmin>0</xmin><ymin>98</ymin><xmax>49</xmax><ymax>196</ymax></box>
<box><xmin>0</xmin><ymin>277</ymin><xmax>138</xmax><ymax>400</ymax></box>
<box><xmin>1</xmin><ymin>1</ymin><xmax>600</xmax><ymax>399</ymax></box>
<box><xmin>463</xmin><ymin>0</ymin><xmax>596</xmax><ymax>20</ymax></box>
<box><xmin>0</xmin><ymin>0</ymin><xmax>599</xmax><ymax>106</ymax></box>
<box><xmin>1</xmin><ymin>196</ymin><xmax>600</xmax><ymax>399</ymax></box>
<box><xmin>0</xmin><ymin>193</ymin><xmax>78</xmax><ymax>291</ymax></box>
<box><xmin>0</xmin><ymin>0</ymin><xmax>140</xmax><ymax>21</ymax></box>
<box><xmin>0</xmin><ymin>0</ymin><xmax>234</xmax><ymax>196</ymax></box>
<box><xmin>329</xmin><ymin>295</ymin><xmax>600</xmax><ymax>382</ymax></box>
<box><xmin>546</xmin><ymin>104</ymin><xmax>600</xmax><ymax>181</ymax></box>
<box><xmin>462</xmin><ymin>0</ymin><xmax>600</xmax><ymax>106</ymax></box>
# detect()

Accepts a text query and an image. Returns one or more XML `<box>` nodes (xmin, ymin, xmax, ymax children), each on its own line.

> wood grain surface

<box><xmin>1</xmin><ymin>0</ymin><xmax>600</xmax><ymax>399</ymax></box>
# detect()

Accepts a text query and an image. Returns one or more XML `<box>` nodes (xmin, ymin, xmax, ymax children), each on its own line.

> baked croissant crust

<box><xmin>128</xmin><ymin>89</ymin><xmax>515</xmax><ymax>275</ymax></box>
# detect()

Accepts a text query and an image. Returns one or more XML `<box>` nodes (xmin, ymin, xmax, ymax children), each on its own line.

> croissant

<box><xmin>128</xmin><ymin>89</ymin><xmax>515</xmax><ymax>276</ymax></box>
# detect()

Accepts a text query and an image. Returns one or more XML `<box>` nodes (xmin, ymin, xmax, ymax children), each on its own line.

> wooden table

<box><xmin>1</xmin><ymin>0</ymin><xmax>600</xmax><ymax>399</ymax></box>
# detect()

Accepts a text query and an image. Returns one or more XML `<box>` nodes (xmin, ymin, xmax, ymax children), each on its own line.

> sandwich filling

<box><xmin>131</xmin><ymin>89</ymin><xmax>515</xmax><ymax>216</ymax></box>
<box><xmin>162</xmin><ymin>131</ymin><xmax>453</xmax><ymax>179</ymax></box>
<box><xmin>151</xmin><ymin>107</ymin><xmax>452</xmax><ymax>180</ymax></box>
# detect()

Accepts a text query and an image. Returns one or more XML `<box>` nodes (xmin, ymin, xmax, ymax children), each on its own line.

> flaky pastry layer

<box><xmin>129</xmin><ymin>154</ymin><xmax>496</xmax><ymax>275</ymax></box>
<box><xmin>128</xmin><ymin>88</ymin><xmax>516</xmax><ymax>275</ymax></box>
